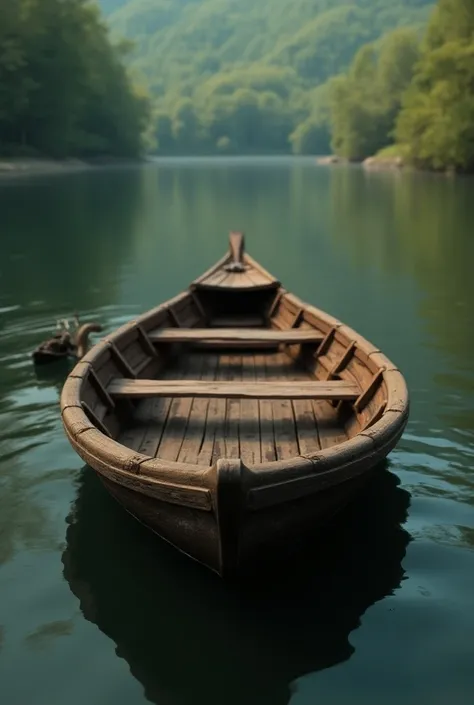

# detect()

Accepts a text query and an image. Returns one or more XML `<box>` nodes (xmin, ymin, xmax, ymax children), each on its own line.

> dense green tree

<box><xmin>396</xmin><ymin>0</ymin><xmax>474</xmax><ymax>171</ymax></box>
<box><xmin>0</xmin><ymin>0</ymin><xmax>150</xmax><ymax>158</ymax></box>
<box><xmin>330</xmin><ymin>29</ymin><xmax>420</xmax><ymax>160</ymax></box>
<box><xmin>289</xmin><ymin>84</ymin><xmax>332</xmax><ymax>155</ymax></box>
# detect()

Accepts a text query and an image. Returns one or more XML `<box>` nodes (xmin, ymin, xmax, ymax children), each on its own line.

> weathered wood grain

<box><xmin>197</xmin><ymin>357</ymin><xmax>221</xmax><ymax>465</ymax></box>
<box><xmin>108</xmin><ymin>378</ymin><xmax>360</xmax><ymax>400</ymax></box>
<box><xmin>155</xmin><ymin>354</ymin><xmax>205</xmax><ymax>462</ymax></box>
<box><xmin>149</xmin><ymin>328</ymin><xmax>323</xmax><ymax>344</ymax></box>
<box><xmin>178</xmin><ymin>354</ymin><xmax>219</xmax><ymax>465</ymax></box>
<box><xmin>239</xmin><ymin>354</ymin><xmax>261</xmax><ymax>465</ymax></box>
<box><xmin>286</xmin><ymin>353</ymin><xmax>321</xmax><ymax>456</ymax></box>
<box><xmin>265</xmin><ymin>353</ymin><xmax>298</xmax><ymax>460</ymax></box>
<box><xmin>254</xmin><ymin>353</ymin><xmax>276</xmax><ymax>462</ymax></box>
<box><xmin>224</xmin><ymin>354</ymin><xmax>241</xmax><ymax>459</ymax></box>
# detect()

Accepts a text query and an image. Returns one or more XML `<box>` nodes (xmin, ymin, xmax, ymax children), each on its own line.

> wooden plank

<box><xmin>136</xmin><ymin>324</ymin><xmax>157</xmax><ymax>358</ymax></box>
<box><xmin>149</xmin><ymin>328</ymin><xmax>324</xmax><ymax>344</ymax></box>
<box><xmin>119</xmin><ymin>401</ymin><xmax>154</xmax><ymax>454</ymax></box>
<box><xmin>177</xmin><ymin>354</ymin><xmax>219</xmax><ymax>465</ymax></box>
<box><xmin>254</xmin><ymin>354</ymin><xmax>276</xmax><ymax>462</ymax></box>
<box><xmin>315</xmin><ymin>326</ymin><xmax>336</xmax><ymax>357</ymax></box>
<box><xmin>135</xmin><ymin>356</ymin><xmax>155</xmax><ymax>376</ymax></box>
<box><xmin>272</xmin><ymin>304</ymin><xmax>295</xmax><ymax>330</ymax></box>
<box><xmin>192</xmin><ymin>252</ymin><xmax>230</xmax><ymax>287</ymax></box>
<box><xmin>290</xmin><ymin>308</ymin><xmax>304</xmax><ymax>328</ymax></box>
<box><xmin>134</xmin><ymin>362</ymin><xmax>184</xmax><ymax>458</ymax></box>
<box><xmin>326</xmin><ymin>340</ymin><xmax>357</xmax><ymax>407</ymax></box>
<box><xmin>189</xmin><ymin>290</ymin><xmax>208</xmax><ymax>322</ymax></box>
<box><xmin>243</xmin><ymin>268</ymin><xmax>262</xmax><ymax>286</ymax></box>
<box><xmin>108</xmin><ymin>342</ymin><xmax>137</xmax><ymax>378</ymax></box>
<box><xmin>88</xmin><ymin>367</ymin><xmax>115</xmax><ymax>410</ymax></box>
<box><xmin>176</xmin><ymin>309</ymin><xmax>201</xmax><ymax>328</ymax></box>
<box><xmin>221</xmin><ymin>272</ymin><xmax>237</xmax><ymax>288</ymax></box>
<box><xmin>81</xmin><ymin>402</ymin><xmax>112</xmax><ymax>439</ymax></box>
<box><xmin>228</xmin><ymin>273</ymin><xmax>254</xmax><ymax>288</ymax></box>
<box><xmin>155</xmin><ymin>353</ymin><xmax>205</xmax><ymax>461</ymax></box>
<box><xmin>120</xmin><ymin>340</ymin><xmax>149</xmax><ymax>370</ymax></box>
<box><xmin>224</xmin><ymin>354</ymin><xmax>241</xmax><ymax>459</ymax></box>
<box><xmin>268</xmin><ymin>291</ymin><xmax>283</xmax><ymax>319</ymax></box>
<box><xmin>197</xmin><ymin>355</ymin><xmax>222</xmax><ymax>465</ymax></box>
<box><xmin>265</xmin><ymin>353</ymin><xmax>299</xmax><ymax>461</ymax></box>
<box><xmin>211</xmin><ymin>354</ymin><xmax>230</xmax><ymax>463</ymax></box>
<box><xmin>239</xmin><ymin>354</ymin><xmax>261</xmax><ymax>465</ymax></box>
<box><xmin>244</xmin><ymin>252</ymin><xmax>279</xmax><ymax>285</ymax></box>
<box><xmin>354</xmin><ymin>369</ymin><xmax>385</xmax><ymax>412</ymax></box>
<box><xmin>312</xmin><ymin>398</ymin><xmax>348</xmax><ymax>450</ymax></box>
<box><xmin>168</xmin><ymin>307</ymin><xmax>182</xmax><ymax>327</ymax></box>
<box><xmin>108</xmin><ymin>379</ymin><xmax>360</xmax><ymax>400</ymax></box>
<box><xmin>362</xmin><ymin>401</ymin><xmax>386</xmax><ymax>432</ymax></box>
<box><xmin>245</xmin><ymin>268</ymin><xmax>272</xmax><ymax>287</ymax></box>
<box><xmin>327</xmin><ymin>341</ymin><xmax>356</xmax><ymax>379</ymax></box>
<box><xmin>287</xmin><ymin>357</ymin><xmax>321</xmax><ymax>456</ymax></box>
<box><xmin>120</xmin><ymin>353</ymin><xmax>183</xmax><ymax>456</ymax></box>
<box><xmin>203</xmin><ymin>270</ymin><xmax>230</xmax><ymax>287</ymax></box>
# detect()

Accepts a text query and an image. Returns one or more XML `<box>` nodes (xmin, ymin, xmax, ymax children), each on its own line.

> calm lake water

<box><xmin>0</xmin><ymin>157</ymin><xmax>473</xmax><ymax>705</ymax></box>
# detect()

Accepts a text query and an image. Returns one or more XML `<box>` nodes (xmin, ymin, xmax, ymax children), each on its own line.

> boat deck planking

<box><xmin>116</xmin><ymin>351</ymin><xmax>348</xmax><ymax>468</ymax></box>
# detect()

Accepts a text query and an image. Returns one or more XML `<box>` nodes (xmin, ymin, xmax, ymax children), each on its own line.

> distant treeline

<box><xmin>122</xmin><ymin>0</ymin><xmax>474</xmax><ymax>171</ymax></box>
<box><xmin>99</xmin><ymin>0</ymin><xmax>433</xmax><ymax>158</ymax></box>
<box><xmin>1</xmin><ymin>0</ymin><xmax>470</xmax><ymax>171</ymax></box>
<box><xmin>0</xmin><ymin>0</ymin><xmax>149</xmax><ymax>159</ymax></box>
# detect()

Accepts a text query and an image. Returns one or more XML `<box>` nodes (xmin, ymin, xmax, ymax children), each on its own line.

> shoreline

<box><xmin>0</xmin><ymin>156</ymin><xmax>147</xmax><ymax>179</ymax></box>
<box><xmin>315</xmin><ymin>154</ymin><xmax>406</xmax><ymax>171</ymax></box>
<box><xmin>0</xmin><ymin>158</ymin><xmax>91</xmax><ymax>179</ymax></box>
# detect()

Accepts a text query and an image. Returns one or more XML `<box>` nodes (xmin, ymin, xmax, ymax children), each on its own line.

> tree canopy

<box><xmin>325</xmin><ymin>0</ymin><xmax>474</xmax><ymax>172</ymax></box>
<box><xmin>0</xmin><ymin>0</ymin><xmax>150</xmax><ymax>159</ymax></box>
<box><xmin>329</xmin><ymin>28</ymin><xmax>421</xmax><ymax>160</ymax></box>
<box><xmin>396</xmin><ymin>0</ymin><xmax>474</xmax><ymax>171</ymax></box>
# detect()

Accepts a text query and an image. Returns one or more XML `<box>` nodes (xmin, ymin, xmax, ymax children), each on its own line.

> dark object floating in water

<box><xmin>60</xmin><ymin>232</ymin><xmax>409</xmax><ymax>579</ymax></box>
<box><xmin>33</xmin><ymin>316</ymin><xmax>103</xmax><ymax>365</ymax></box>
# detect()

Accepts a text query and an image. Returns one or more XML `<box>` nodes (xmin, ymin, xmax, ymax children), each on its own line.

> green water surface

<box><xmin>0</xmin><ymin>157</ymin><xmax>473</xmax><ymax>705</ymax></box>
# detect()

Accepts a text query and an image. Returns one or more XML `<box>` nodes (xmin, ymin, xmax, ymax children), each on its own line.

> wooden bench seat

<box><xmin>149</xmin><ymin>328</ymin><xmax>324</xmax><ymax>345</ymax></box>
<box><xmin>108</xmin><ymin>379</ymin><xmax>359</xmax><ymax>400</ymax></box>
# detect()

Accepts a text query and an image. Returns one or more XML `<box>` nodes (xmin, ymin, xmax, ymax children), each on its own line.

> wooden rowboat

<box><xmin>60</xmin><ymin>232</ymin><xmax>409</xmax><ymax>578</ymax></box>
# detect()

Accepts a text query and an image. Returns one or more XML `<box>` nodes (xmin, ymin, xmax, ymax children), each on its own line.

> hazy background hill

<box><xmin>101</xmin><ymin>0</ymin><xmax>432</xmax><ymax>92</ymax></box>
<box><xmin>96</xmin><ymin>0</ymin><xmax>434</xmax><ymax>155</ymax></box>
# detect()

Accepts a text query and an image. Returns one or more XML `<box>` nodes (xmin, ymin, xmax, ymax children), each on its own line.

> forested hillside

<box><xmin>330</xmin><ymin>0</ymin><xmax>474</xmax><ymax>172</ymax></box>
<box><xmin>0</xmin><ymin>0</ymin><xmax>150</xmax><ymax>159</ymax></box>
<box><xmin>98</xmin><ymin>0</ymin><xmax>434</xmax><ymax>155</ymax></box>
<box><xmin>396</xmin><ymin>0</ymin><xmax>474</xmax><ymax>172</ymax></box>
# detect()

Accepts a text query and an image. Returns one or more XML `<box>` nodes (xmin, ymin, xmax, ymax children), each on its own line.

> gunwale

<box><xmin>60</xmin><ymin>232</ymin><xmax>409</xmax><ymax>575</ymax></box>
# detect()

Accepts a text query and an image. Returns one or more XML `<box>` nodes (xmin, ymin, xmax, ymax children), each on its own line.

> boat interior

<box><xmin>76</xmin><ymin>234</ymin><xmax>388</xmax><ymax>470</ymax></box>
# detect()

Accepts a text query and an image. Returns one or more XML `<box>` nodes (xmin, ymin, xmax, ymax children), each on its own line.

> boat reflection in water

<box><xmin>62</xmin><ymin>463</ymin><xmax>411</xmax><ymax>705</ymax></box>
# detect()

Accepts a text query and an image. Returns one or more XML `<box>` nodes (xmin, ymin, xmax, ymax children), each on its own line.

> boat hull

<box><xmin>60</xmin><ymin>232</ymin><xmax>410</xmax><ymax>578</ymax></box>
<box><xmin>67</xmin><ymin>407</ymin><xmax>407</xmax><ymax>578</ymax></box>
